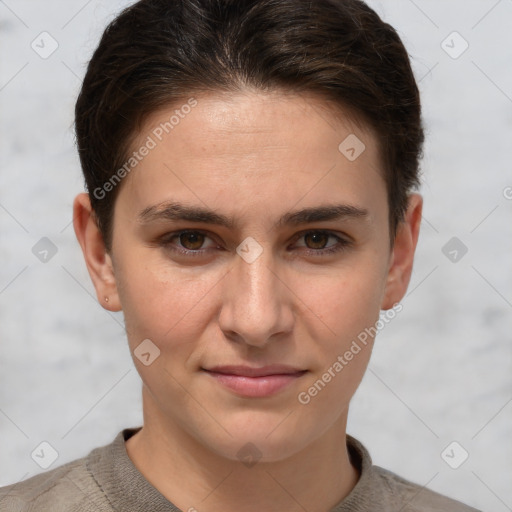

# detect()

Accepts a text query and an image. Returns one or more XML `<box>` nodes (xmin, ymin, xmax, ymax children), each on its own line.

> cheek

<box><xmin>115</xmin><ymin>252</ymin><xmax>222</xmax><ymax>352</ymax></box>
<box><xmin>294</xmin><ymin>272</ymin><xmax>381</xmax><ymax>416</ymax></box>
<box><xmin>298</xmin><ymin>258</ymin><xmax>386</xmax><ymax>342</ymax></box>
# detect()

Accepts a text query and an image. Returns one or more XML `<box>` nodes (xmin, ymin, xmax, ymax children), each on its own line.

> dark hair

<box><xmin>75</xmin><ymin>0</ymin><xmax>424</xmax><ymax>252</ymax></box>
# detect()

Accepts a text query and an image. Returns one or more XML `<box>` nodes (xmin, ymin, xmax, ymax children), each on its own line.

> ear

<box><xmin>381</xmin><ymin>193</ymin><xmax>423</xmax><ymax>310</ymax></box>
<box><xmin>73</xmin><ymin>193</ymin><xmax>122</xmax><ymax>312</ymax></box>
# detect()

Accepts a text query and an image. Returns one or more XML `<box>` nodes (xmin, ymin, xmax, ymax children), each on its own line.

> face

<box><xmin>75</xmin><ymin>89</ymin><xmax>421</xmax><ymax>462</ymax></box>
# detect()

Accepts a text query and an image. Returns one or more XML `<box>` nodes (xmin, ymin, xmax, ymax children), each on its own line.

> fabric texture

<box><xmin>0</xmin><ymin>426</ymin><xmax>481</xmax><ymax>511</ymax></box>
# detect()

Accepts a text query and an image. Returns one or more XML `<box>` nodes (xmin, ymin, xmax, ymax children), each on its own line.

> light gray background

<box><xmin>0</xmin><ymin>1</ymin><xmax>511</xmax><ymax>510</ymax></box>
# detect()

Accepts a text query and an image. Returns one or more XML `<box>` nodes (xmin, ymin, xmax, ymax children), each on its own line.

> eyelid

<box><xmin>161</xmin><ymin>229</ymin><xmax>219</xmax><ymax>250</ymax></box>
<box><xmin>289</xmin><ymin>229</ymin><xmax>352</xmax><ymax>256</ymax></box>
<box><xmin>291</xmin><ymin>228</ymin><xmax>351</xmax><ymax>245</ymax></box>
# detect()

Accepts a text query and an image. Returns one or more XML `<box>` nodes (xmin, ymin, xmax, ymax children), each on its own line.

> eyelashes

<box><xmin>158</xmin><ymin>229</ymin><xmax>352</xmax><ymax>258</ymax></box>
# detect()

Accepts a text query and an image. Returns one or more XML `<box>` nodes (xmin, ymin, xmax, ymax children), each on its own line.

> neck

<box><xmin>125</xmin><ymin>387</ymin><xmax>359</xmax><ymax>512</ymax></box>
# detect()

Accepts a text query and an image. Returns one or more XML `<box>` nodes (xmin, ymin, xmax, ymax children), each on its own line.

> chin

<box><xmin>214</xmin><ymin>433</ymin><xmax>309</xmax><ymax>464</ymax></box>
<box><xmin>196</xmin><ymin>410</ymin><xmax>319</xmax><ymax>464</ymax></box>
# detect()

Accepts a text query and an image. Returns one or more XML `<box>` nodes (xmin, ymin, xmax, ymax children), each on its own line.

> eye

<box><xmin>177</xmin><ymin>231</ymin><xmax>208</xmax><ymax>250</ymax></box>
<box><xmin>292</xmin><ymin>230</ymin><xmax>351</xmax><ymax>255</ymax></box>
<box><xmin>160</xmin><ymin>230</ymin><xmax>218</xmax><ymax>256</ymax></box>
<box><xmin>302</xmin><ymin>232</ymin><xmax>332</xmax><ymax>249</ymax></box>
<box><xmin>158</xmin><ymin>229</ymin><xmax>351</xmax><ymax>259</ymax></box>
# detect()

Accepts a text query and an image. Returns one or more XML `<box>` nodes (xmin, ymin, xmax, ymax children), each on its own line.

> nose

<box><xmin>218</xmin><ymin>246</ymin><xmax>294</xmax><ymax>348</ymax></box>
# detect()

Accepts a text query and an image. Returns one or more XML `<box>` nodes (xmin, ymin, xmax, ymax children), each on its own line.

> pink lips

<box><xmin>203</xmin><ymin>365</ymin><xmax>307</xmax><ymax>398</ymax></box>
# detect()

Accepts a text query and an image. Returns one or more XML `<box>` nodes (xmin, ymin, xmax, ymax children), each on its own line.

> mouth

<box><xmin>202</xmin><ymin>365</ymin><xmax>308</xmax><ymax>398</ymax></box>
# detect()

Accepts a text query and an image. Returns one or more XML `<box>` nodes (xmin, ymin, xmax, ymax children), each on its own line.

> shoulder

<box><xmin>373</xmin><ymin>466</ymin><xmax>482</xmax><ymax>512</ymax></box>
<box><xmin>344</xmin><ymin>435</ymin><xmax>481</xmax><ymax>512</ymax></box>
<box><xmin>0</xmin><ymin>451</ymin><xmax>112</xmax><ymax>512</ymax></box>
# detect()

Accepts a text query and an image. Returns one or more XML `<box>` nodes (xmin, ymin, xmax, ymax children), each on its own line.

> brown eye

<box><xmin>292</xmin><ymin>230</ymin><xmax>351</xmax><ymax>256</ymax></box>
<box><xmin>304</xmin><ymin>232</ymin><xmax>329</xmax><ymax>249</ymax></box>
<box><xmin>179</xmin><ymin>231</ymin><xmax>205</xmax><ymax>250</ymax></box>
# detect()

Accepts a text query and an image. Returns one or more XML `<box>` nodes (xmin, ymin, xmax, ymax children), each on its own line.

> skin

<box><xmin>73</xmin><ymin>89</ymin><xmax>422</xmax><ymax>512</ymax></box>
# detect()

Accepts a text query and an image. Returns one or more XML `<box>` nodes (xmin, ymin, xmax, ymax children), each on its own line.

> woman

<box><xmin>0</xmin><ymin>0</ymin><xmax>479</xmax><ymax>510</ymax></box>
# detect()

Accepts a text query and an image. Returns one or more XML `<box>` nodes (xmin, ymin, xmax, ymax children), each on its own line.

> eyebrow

<box><xmin>137</xmin><ymin>201</ymin><xmax>369</xmax><ymax>229</ymax></box>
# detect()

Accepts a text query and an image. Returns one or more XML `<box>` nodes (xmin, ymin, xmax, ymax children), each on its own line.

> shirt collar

<box><xmin>87</xmin><ymin>426</ymin><xmax>379</xmax><ymax>512</ymax></box>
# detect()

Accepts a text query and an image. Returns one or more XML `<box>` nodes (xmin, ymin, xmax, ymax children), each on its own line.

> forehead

<box><xmin>117</xmin><ymin>90</ymin><xmax>387</xmax><ymax>226</ymax></box>
<box><xmin>141</xmin><ymin>89</ymin><xmax>375</xmax><ymax>155</ymax></box>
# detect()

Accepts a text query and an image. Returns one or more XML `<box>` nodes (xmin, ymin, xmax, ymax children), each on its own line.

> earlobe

<box><xmin>72</xmin><ymin>193</ymin><xmax>122</xmax><ymax>312</ymax></box>
<box><xmin>381</xmin><ymin>193</ymin><xmax>423</xmax><ymax>310</ymax></box>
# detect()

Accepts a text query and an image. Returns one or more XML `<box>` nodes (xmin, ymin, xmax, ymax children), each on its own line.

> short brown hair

<box><xmin>75</xmin><ymin>0</ymin><xmax>424</xmax><ymax>252</ymax></box>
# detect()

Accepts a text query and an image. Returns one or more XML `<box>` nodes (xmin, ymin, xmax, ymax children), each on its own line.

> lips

<box><xmin>202</xmin><ymin>365</ymin><xmax>307</xmax><ymax>397</ymax></box>
<box><xmin>204</xmin><ymin>364</ymin><xmax>306</xmax><ymax>377</ymax></box>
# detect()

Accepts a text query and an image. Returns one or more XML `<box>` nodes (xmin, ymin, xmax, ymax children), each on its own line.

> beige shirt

<box><xmin>0</xmin><ymin>426</ymin><xmax>480</xmax><ymax>511</ymax></box>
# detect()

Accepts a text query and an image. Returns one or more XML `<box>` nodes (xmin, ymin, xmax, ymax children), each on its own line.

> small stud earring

<box><xmin>104</xmin><ymin>296</ymin><xmax>109</xmax><ymax>303</ymax></box>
